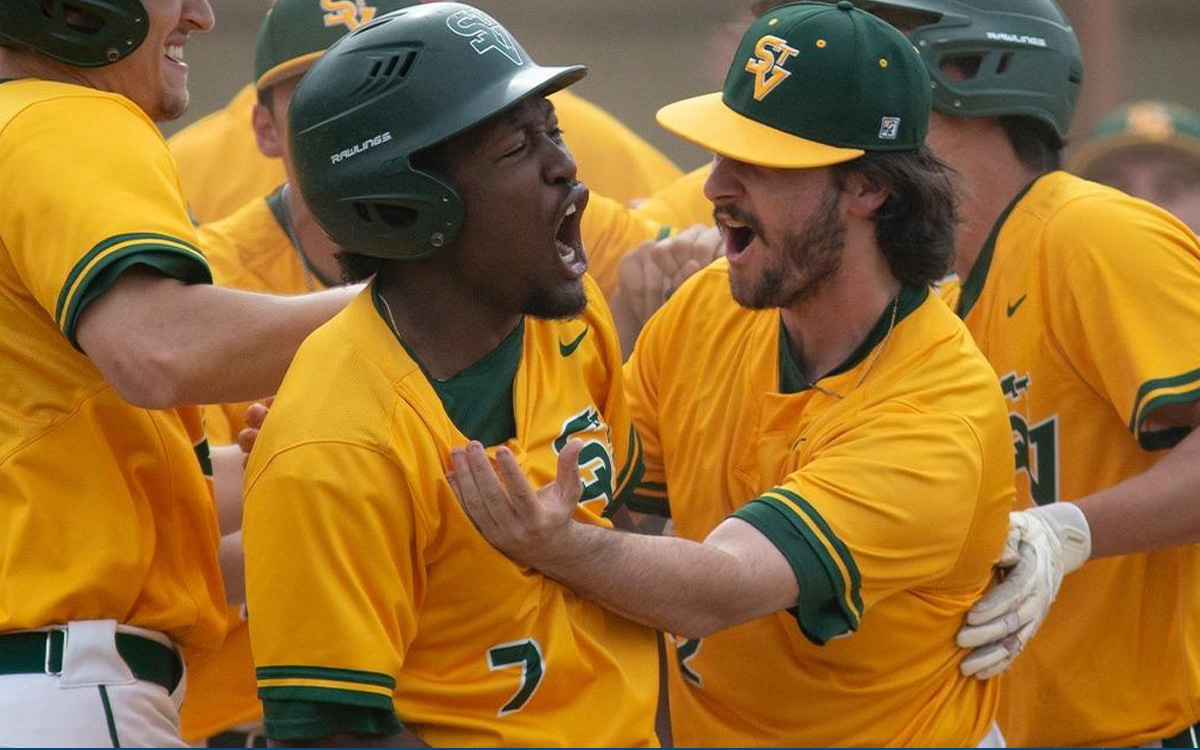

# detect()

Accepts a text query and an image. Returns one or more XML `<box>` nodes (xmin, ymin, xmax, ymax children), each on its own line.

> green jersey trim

<box><xmin>1129</xmin><ymin>366</ymin><xmax>1200</xmax><ymax>450</ymax></box>
<box><xmin>61</xmin><ymin>244</ymin><xmax>212</xmax><ymax>348</ymax></box>
<box><xmin>627</xmin><ymin>478</ymin><xmax>670</xmax><ymax>518</ymax></box>
<box><xmin>778</xmin><ymin>285</ymin><xmax>928</xmax><ymax>394</ymax></box>
<box><xmin>256</xmin><ymin>665</ymin><xmax>395</xmax><ymax>688</ymax></box>
<box><xmin>371</xmin><ymin>286</ymin><xmax>520</xmax><ymax>445</ymax></box>
<box><xmin>956</xmin><ymin>177</ymin><xmax>1041</xmax><ymax>319</ymax></box>
<box><xmin>261</xmin><ymin>698</ymin><xmax>403</xmax><ymax>742</ymax></box>
<box><xmin>733</xmin><ymin>490</ymin><xmax>863</xmax><ymax>645</ymax></box>
<box><xmin>607</xmin><ymin>425</ymin><xmax>646</xmax><ymax>516</ymax></box>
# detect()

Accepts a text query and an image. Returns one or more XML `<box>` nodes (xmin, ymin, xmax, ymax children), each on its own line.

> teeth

<box><xmin>565</xmin><ymin>204</ymin><xmax>577</xmax><ymax>217</ymax></box>
<box><xmin>166</xmin><ymin>45</ymin><xmax>184</xmax><ymax>62</ymax></box>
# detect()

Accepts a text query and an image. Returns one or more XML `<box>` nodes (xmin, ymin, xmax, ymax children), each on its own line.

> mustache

<box><xmin>712</xmin><ymin>204</ymin><xmax>766</xmax><ymax>238</ymax></box>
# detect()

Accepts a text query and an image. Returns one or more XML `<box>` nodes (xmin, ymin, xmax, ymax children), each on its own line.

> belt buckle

<box><xmin>43</xmin><ymin>627</ymin><xmax>67</xmax><ymax>676</ymax></box>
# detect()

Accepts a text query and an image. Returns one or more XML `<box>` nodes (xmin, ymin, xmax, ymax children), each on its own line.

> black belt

<box><xmin>206</xmin><ymin>729</ymin><xmax>267</xmax><ymax>748</ymax></box>
<box><xmin>0</xmin><ymin>629</ymin><xmax>182</xmax><ymax>692</ymax></box>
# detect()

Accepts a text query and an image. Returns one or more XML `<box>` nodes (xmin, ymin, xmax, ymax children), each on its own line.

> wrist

<box><xmin>1030</xmin><ymin>502</ymin><xmax>1092</xmax><ymax>574</ymax></box>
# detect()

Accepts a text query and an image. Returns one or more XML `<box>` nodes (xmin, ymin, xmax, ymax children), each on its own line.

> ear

<box><xmin>839</xmin><ymin>171</ymin><xmax>889</xmax><ymax>219</ymax></box>
<box><xmin>252</xmin><ymin>101</ymin><xmax>284</xmax><ymax>159</ymax></box>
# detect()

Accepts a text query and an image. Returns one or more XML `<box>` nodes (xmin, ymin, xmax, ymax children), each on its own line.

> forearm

<box><xmin>211</xmin><ymin>443</ymin><xmax>246</xmax><ymax>535</ymax></box>
<box><xmin>539</xmin><ymin>520</ymin><xmax>788</xmax><ymax>638</ymax></box>
<box><xmin>1077</xmin><ymin>426</ymin><xmax>1200</xmax><ymax>557</ymax></box>
<box><xmin>218</xmin><ymin>531</ymin><xmax>244</xmax><ymax>608</ymax></box>
<box><xmin>78</xmin><ymin>269</ymin><xmax>360</xmax><ymax>408</ymax></box>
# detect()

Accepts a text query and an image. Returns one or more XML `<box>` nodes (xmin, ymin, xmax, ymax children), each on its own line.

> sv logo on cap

<box><xmin>446</xmin><ymin>8</ymin><xmax>523</xmax><ymax>66</ymax></box>
<box><xmin>321</xmin><ymin>0</ymin><xmax>377</xmax><ymax>32</ymax></box>
<box><xmin>745</xmin><ymin>35</ymin><xmax>799</xmax><ymax>101</ymax></box>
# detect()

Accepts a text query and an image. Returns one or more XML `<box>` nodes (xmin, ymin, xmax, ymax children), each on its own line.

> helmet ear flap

<box><xmin>0</xmin><ymin>0</ymin><xmax>149</xmax><ymax>67</ymax></box>
<box><xmin>345</xmin><ymin>169</ymin><xmax>465</xmax><ymax>260</ymax></box>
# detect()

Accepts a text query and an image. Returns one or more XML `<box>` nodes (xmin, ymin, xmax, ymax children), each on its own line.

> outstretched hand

<box><xmin>448</xmin><ymin>439</ymin><xmax>584</xmax><ymax>568</ymax></box>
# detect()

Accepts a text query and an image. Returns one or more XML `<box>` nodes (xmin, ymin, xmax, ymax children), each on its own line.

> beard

<box><xmin>523</xmin><ymin>277</ymin><xmax>588</xmax><ymax>320</ymax></box>
<box><xmin>726</xmin><ymin>185</ymin><xmax>846</xmax><ymax>310</ymax></box>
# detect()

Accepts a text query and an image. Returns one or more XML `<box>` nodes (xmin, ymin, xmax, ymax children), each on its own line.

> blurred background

<box><xmin>168</xmin><ymin>0</ymin><xmax>1200</xmax><ymax>174</ymax></box>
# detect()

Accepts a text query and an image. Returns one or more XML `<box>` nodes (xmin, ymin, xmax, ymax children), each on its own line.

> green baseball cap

<box><xmin>1073</xmin><ymin>101</ymin><xmax>1200</xmax><ymax>176</ymax></box>
<box><xmin>255</xmin><ymin>0</ymin><xmax>420</xmax><ymax>90</ymax></box>
<box><xmin>657</xmin><ymin>0</ymin><xmax>931</xmax><ymax>168</ymax></box>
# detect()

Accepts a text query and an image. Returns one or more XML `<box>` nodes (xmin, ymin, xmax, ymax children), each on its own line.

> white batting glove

<box><xmin>956</xmin><ymin>503</ymin><xmax>1091</xmax><ymax>679</ymax></box>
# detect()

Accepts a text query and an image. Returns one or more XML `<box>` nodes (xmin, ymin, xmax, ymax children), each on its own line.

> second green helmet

<box><xmin>851</xmin><ymin>0</ymin><xmax>1083</xmax><ymax>142</ymax></box>
<box><xmin>288</xmin><ymin>2</ymin><xmax>586</xmax><ymax>260</ymax></box>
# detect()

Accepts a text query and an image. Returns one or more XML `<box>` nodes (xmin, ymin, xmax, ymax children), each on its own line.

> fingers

<box><xmin>449</xmin><ymin>442</ymin><xmax>513</xmax><ymax>534</ymax></box>
<box><xmin>555</xmin><ymin>438</ymin><xmax>584</xmax><ymax>507</ymax></box>
<box><xmin>494</xmin><ymin>445</ymin><xmax>541</xmax><ymax>517</ymax></box>
<box><xmin>243</xmin><ymin>401</ymin><xmax>270</xmax><ymax>431</ymax></box>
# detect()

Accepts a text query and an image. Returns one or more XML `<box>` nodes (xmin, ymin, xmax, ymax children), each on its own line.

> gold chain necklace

<box><xmin>803</xmin><ymin>296</ymin><xmax>899</xmax><ymax>400</ymax></box>
<box><xmin>379</xmin><ymin>289</ymin><xmax>400</xmax><ymax>336</ymax></box>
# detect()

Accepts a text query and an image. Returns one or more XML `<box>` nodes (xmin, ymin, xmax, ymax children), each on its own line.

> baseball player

<box><xmin>0</xmin><ymin>0</ymin><xmax>361</xmax><ymax>745</ymax></box>
<box><xmin>450</xmin><ymin>3</ymin><xmax>1014</xmax><ymax>746</ymax></box>
<box><xmin>240</xmin><ymin>4</ymin><xmax>658</xmax><ymax>744</ymax></box>
<box><xmin>848</xmin><ymin>0</ymin><xmax>1200</xmax><ymax>745</ymax></box>
<box><xmin>1072</xmin><ymin>100</ymin><xmax>1200</xmax><ymax>233</ymax></box>
<box><xmin>169</xmin><ymin>7</ymin><xmax>683</xmax><ymax>224</ymax></box>
<box><xmin>184</xmin><ymin>0</ymin><xmax>673</xmax><ymax>741</ymax></box>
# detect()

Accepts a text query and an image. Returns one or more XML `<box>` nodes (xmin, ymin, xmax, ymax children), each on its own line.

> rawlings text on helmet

<box><xmin>330</xmin><ymin>131</ymin><xmax>393</xmax><ymax>165</ymax></box>
<box><xmin>985</xmin><ymin>31</ymin><xmax>1046</xmax><ymax>47</ymax></box>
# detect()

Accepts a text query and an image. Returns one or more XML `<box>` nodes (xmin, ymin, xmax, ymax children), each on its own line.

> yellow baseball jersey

<box><xmin>633</xmin><ymin>165</ymin><xmax>715</xmax><ymax>229</ymax></box>
<box><xmin>625</xmin><ymin>260</ymin><xmax>1013</xmax><ymax>747</ymax></box>
<box><xmin>0</xmin><ymin>80</ymin><xmax>225</xmax><ymax>654</ymax></box>
<box><xmin>956</xmin><ymin>171</ymin><xmax>1200</xmax><ymax>747</ymax></box>
<box><xmin>243</xmin><ymin>276</ymin><xmax>658</xmax><ymax>745</ymax></box>
<box><xmin>169</xmin><ymin>85</ymin><xmax>286</xmax><ymax>224</ymax></box>
<box><xmin>170</xmin><ymin>85</ymin><xmax>681</xmax><ymax>223</ymax></box>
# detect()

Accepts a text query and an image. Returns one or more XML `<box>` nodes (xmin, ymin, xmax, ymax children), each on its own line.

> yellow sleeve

<box><xmin>0</xmin><ymin>94</ymin><xmax>208</xmax><ymax>344</ymax></box>
<box><xmin>732</xmin><ymin>408</ymin><xmax>989</xmax><ymax>644</ymax></box>
<box><xmin>1042</xmin><ymin>194</ymin><xmax>1200</xmax><ymax>449</ymax></box>
<box><xmin>549</xmin><ymin>90</ymin><xmax>682</xmax><ymax>204</ymax></box>
<box><xmin>244</xmin><ymin>440</ymin><xmax>424</xmax><ymax>722</ymax></box>
<box><xmin>620</xmin><ymin>292</ymin><xmax>676</xmax><ymax>517</ymax></box>
<box><xmin>633</xmin><ymin>165</ymin><xmax>715</xmax><ymax>229</ymax></box>
<box><xmin>581</xmin><ymin>192</ymin><xmax>669</xmax><ymax>301</ymax></box>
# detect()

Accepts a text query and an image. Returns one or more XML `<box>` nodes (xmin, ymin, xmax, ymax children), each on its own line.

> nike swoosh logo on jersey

<box><xmin>1006</xmin><ymin>294</ymin><xmax>1027</xmax><ymax>317</ymax></box>
<box><xmin>559</xmin><ymin>326</ymin><xmax>589</xmax><ymax>357</ymax></box>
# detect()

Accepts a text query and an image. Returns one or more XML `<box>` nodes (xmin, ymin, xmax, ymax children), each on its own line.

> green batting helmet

<box><xmin>288</xmin><ymin>2</ymin><xmax>586</xmax><ymax>260</ymax></box>
<box><xmin>0</xmin><ymin>0</ymin><xmax>148</xmax><ymax>67</ymax></box>
<box><xmin>851</xmin><ymin>0</ymin><xmax>1083</xmax><ymax>141</ymax></box>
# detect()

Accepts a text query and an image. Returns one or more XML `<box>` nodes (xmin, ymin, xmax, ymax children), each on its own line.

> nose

<box><xmin>704</xmin><ymin>153</ymin><xmax>741</xmax><ymax>205</ymax></box>
<box><xmin>543</xmin><ymin>135</ymin><xmax>578</xmax><ymax>186</ymax></box>
<box><xmin>184</xmin><ymin>0</ymin><xmax>216</xmax><ymax>33</ymax></box>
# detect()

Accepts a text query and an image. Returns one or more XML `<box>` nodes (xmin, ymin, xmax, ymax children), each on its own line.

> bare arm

<box><xmin>76</xmin><ymin>267</ymin><xmax>360</xmax><ymax>408</ymax></box>
<box><xmin>1076</xmin><ymin>400</ymin><xmax>1200</xmax><ymax>557</ymax></box>
<box><xmin>609</xmin><ymin>225</ymin><xmax>721</xmax><ymax>358</ymax></box>
<box><xmin>449</xmin><ymin>441</ymin><xmax>798</xmax><ymax>638</ymax></box>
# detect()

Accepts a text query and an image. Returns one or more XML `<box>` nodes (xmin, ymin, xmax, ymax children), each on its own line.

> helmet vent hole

<box><xmin>353</xmin><ymin>203</ymin><xmax>374</xmax><ymax>224</ymax></box>
<box><xmin>50</xmin><ymin>1</ymin><xmax>106</xmax><ymax>33</ymax></box>
<box><xmin>996</xmin><ymin>53</ymin><xmax>1012</xmax><ymax>75</ymax></box>
<box><xmin>375</xmin><ymin>203</ymin><xmax>418</xmax><ymax>229</ymax></box>
<box><xmin>369</xmin><ymin>51</ymin><xmax>416</xmax><ymax>80</ymax></box>
<box><xmin>940</xmin><ymin>54</ymin><xmax>982</xmax><ymax>83</ymax></box>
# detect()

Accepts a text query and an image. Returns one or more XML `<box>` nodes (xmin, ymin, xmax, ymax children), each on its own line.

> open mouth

<box><xmin>715</xmin><ymin>208</ymin><xmax>759</xmax><ymax>261</ymax></box>
<box><xmin>165</xmin><ymin>44</ymin><xmax>185</xmax><ymax>65</ymax></box>
<box><xmin>554</xmin><ymin>183</ymin><xmax>590</xmax><ymax>278</ymax></box>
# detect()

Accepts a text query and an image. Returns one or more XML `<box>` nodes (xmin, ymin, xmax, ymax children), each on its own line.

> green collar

<box><xmin>267</xmin><ymin>184</ymin><xmax>341</xmax><ymax>290</ymax></box>
<box><xmin>779</xmin><ymin>284</ymin><xmax>928</xmax><ymax>395</ymax></box>
<box><xmin>956</xmin><ymin>176</ymin><xmax>1044</xmax><ymax>319</ymax></box>
<box><xmin>371</xmin><ymin>286</ymin><xmax>521</xmax><ymax>445</ymax></box>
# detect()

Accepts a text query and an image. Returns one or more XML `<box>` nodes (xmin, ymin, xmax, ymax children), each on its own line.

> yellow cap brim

<box><xmin>256</xmin><ymin>51</ymin><xmax>324</xmax><ymax>91</ymax></box>
<box><xmin>656</xmin><ymin>92</ymin><xmax>864</xmax><ymax>169</ymax></box>
<box><xmin>1072</xmin><ymin>134</ymin><xmax>1200</xmax><ymax>176</ymax></box>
